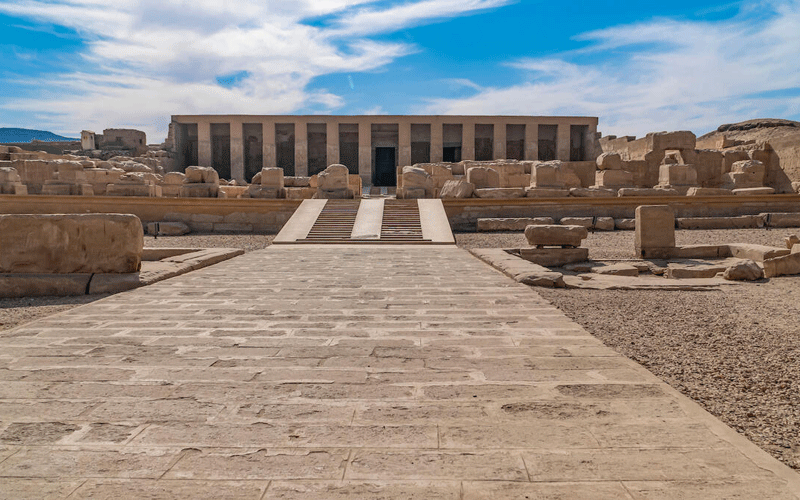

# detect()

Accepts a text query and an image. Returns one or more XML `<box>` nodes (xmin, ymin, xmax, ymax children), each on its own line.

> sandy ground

<box><xmin>2</xmin><ymin>228</ymin><xmax>799</xmax><ymax>470</ymax></box>
<box><xmin>459</xmin><ymin>228</ymin><xmax>800</xmax><ymax>470</ymax></box>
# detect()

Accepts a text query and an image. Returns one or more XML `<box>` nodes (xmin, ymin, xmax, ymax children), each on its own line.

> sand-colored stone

<box><xmin>635</xmin><ymin>205</ymin><xmax>675</xmax><ymax>259</ymax></box>
<box><xmin>525</xmin><ymin>225</ymin><xmax>588</xmax><ymax>247</ymax></box>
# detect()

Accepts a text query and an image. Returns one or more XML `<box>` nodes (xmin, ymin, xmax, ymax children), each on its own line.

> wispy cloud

<box><xmin>0</xmin><ymin>0</ymin><xmax>510</xmax><ymax>140</ymax></box>
<box><xmin>423</xmin><ymin>0</ymin><xmax>800</xmax><ymax>136</ymax></box>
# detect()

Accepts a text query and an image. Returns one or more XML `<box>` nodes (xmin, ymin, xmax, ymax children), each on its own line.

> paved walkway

<box><xmin>1</xmin><ymin>245</ymin><xmax>799</xmax><ymax>498</ymax></box>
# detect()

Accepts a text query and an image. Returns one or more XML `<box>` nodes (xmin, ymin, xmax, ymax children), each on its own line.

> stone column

<box><xmin>430</xmin><ymin>121</ymin><xmax>443</xmax><ymax>162</ymax></box>
<box><xmin>525</xmin><ymin>122</ymin><xmax>538</xmax><ymax>161</ymax></box>
<box><xmin>197</xmin><ymin>121</ymin><xmax>211</xmax><ymax>167</ymax></box>
<box><xmin>262</xmin><ymin>121</ymin><xmax>276</xmax><ymax>169</ymax></box>
<box><xmin>557</xmin><ymin>123</ymin><xmax>571</xmax><ymax>161</ymax></box>
<box><xmin>461</xmin><ymin>122</ymin><xmax>475</xmax><ymax>161</ymax></box>
<box><xmin>493</xmin><ymin>122</ymin><xmax>507</xmax><ymax>160</ymax></box>
<box><xmin>326</xmin><ymin>121</ymin><xmax>339</xmax><ymax>167</ymax></box>
<box><xmin>295</xmin><ymin>120</ymin><xmax>308</xmax><ymax>177</ymax></box>
<box><xmin>398</xmin><ymin>121</ymin><xmax>411</xmax><ymax>167</ymax></box>
<box><xmin>229</xmin><ymin>120</ymin><xmax>245</xmax><ymax>183</ymax></box>
<box><xmin>358</xmin><ymin>121</ymin><xmax>371</xmax><ymax>185</ymax></box>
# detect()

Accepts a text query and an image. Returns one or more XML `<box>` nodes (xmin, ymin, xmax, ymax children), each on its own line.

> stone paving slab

<box><xmin>0</xmin><ymin>244</ymin><xmax>798</xmax><ymax>498</ymax></box>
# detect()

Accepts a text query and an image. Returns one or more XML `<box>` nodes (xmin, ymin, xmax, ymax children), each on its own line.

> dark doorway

<box><xmin>538</xmin><ymin>124</ymin><xmax>558</xmax><ymax>161</ymax></box>
<box><xmin>570</xmin><ymin>125</ymin><xmax>588</xmax><ymax>161</ymax></box>
<box><xmin>442</xmin><ymin>146</ymin><xmax>461</xmax><ymax>163</ymax></box>
<box><xmin>211</xmin><ymin>123</ymin><xmax>231</xmax><ymax>180</ymax></box>
<box><xmin>374</xmin><ymin>147</ymin><xmax>396</xmax><ymax>186</ymax></box>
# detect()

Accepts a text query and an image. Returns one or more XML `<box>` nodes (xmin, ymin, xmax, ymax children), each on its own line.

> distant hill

<box><xmin>0</xmin><ymin>127</ymin><xmax>78</xmax><ymax>143</ymax></box>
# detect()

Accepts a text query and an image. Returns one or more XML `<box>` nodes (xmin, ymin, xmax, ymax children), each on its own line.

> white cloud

<box><xmin>423</xmin><ymin>0</ymin><xmax>800</xmax><ymax>137</ymax></box>
<box><xmin>0</xmin><ymin>0</ymin><xmax>509</xmax><ymax>141</ymax></box>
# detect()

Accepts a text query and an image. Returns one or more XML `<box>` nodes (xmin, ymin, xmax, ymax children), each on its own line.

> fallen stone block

<box><xmin>525</xmin><ymin>225</ymin><xmax>588</xmax><ymax>247</ymax></box>
<box><xmin>559</xmin><ymin>217</ymin><xmax>615</xmax><ymax>231</ymax></box>
<box><xmin>518</xmin><ymin>247</ymin><xmax>589</xmax><ymax>267</ymax></box>
<box><xmin>474</xmin><ymin>187</ymin><xmax>526</xmax><ymax>199</ymax></box>
<box><xmin>761</xmin><ymin>213</ymin><xmax>800</xmax><ymax>228</ymax></box>
<box><xmin>723</xmin><ymin>260</ymin><xmax>763</xmax><ymax>281</ymax></box>
<box><xmin>439</xmin><ymin>180</ymin><xmax>474</xmax><ymax>198</ymax></box>
<box><xmin>476</xmin><ymin>217</ymin><xmax>555</xmax><ymax>232</ymax></box>
<box><xmin>733</xmin><ymin>187</ymin><xmax>775</xmax><ymax>195</ymax></box>
<box><xmin>469</xmin><ymin>248</ymin><xmax>565</xmax><ymax>287</ymax></box>
<box><xmin>595</xmin><ymin>169</ymin><xmax>633</xmax><ymax>188</ymax></box>
<box><xmin>763</xmin><ymin>252</ymin><xmax>800</xmax><ymax>278</ymax></box>
<box><xmin>617</xmin><ymin>188</ymin><xmax>680</xmax><ymax>197</ymax></box>
<box><xmin>727</xmin><ymin>243</ymin><xmax>790</xmax><ymax>262</ymax></box>
<box><xmin>146</xmin><ymin>221</ymin><xmax>190</xmax><ymax>236</ymax></box>
<box><xmin>525</xmin><ymin>188</ymin><xmax>570</xmax><ymax>198</ymax></box>
<box><xmin>0</xmin><ymin>214</ymin><xmax>143</xmax><ymax>274</ymax></box>
<box><xmin>786</xmin><ymin>235</ymin><xmax>800</xmax><ymax>249</ymax></box>
<box><xmin>666</xmin><ymin>260</ymin><xmax>730</xmax><ymax>279</ymax></box>
<box><xmin>686</xmin><ymin>187</ymin><xmax>733</xmax><ymax>196</ymax></box>
<box><xmin>596</xmin><ymin>152</ymin><xmax>622</xmax><ymax>170</ymax></box>
<box><xmin>676</xmin><ymin>215</ymin><xmax>764</xmax><ymax>230</ymax></box>
<box><xmin>615</xmin><ymin>219</ymin><xmax>636</xmax><ymax>230</ymax></box>
<box><xmin>569</xmin><ymin>187</ymin><xmax>617</xmax><ymax>198</ymax></box>
<box><xmin>591</xmin><ymin>263</ymin><xmax>639</xmax><ymax>276</ymax></box>
<box><xmin>466</xmin><ymin>166</ymin><xmax>500</xmax><ymax>188</ymax></box>
<box><xmin>670</xmin><ymin>245</ymin><xmax>730</xmax><ymax>259</ymax></box>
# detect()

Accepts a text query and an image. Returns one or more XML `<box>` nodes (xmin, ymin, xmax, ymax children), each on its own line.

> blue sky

<box><xmin>1</xmin><ymin>0</ymin><xmax>799</xmax><ymax>142</ymax></box>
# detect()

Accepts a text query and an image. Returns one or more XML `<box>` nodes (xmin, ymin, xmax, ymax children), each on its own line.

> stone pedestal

<box><xmin>635</xmin><ymin>205</ymin><xmax>675</xmax><ymax>259</ymax></box>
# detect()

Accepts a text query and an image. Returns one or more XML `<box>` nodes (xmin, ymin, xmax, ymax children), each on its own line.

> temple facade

<box><xmin>170</xmin><ymin>115</ymin><xmax>599</xmax><ymax>186</ymax></box>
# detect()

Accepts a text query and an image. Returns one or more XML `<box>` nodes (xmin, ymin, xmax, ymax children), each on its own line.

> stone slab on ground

<box><xmin>0</xmin><ymin>245</ymin><xmax>797</xmax><ymax>496</ymax></box>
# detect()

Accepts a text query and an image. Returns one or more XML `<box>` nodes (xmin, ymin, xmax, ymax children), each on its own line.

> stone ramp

<box><xmin>0</xmin><ymin>245</ymin><xmax>798</xmax><ymax>498</ymax></box>
<box><xmin>274</xmin><ymin>198</ymin><xmax>455</xmax><ymax>244</ymax></box>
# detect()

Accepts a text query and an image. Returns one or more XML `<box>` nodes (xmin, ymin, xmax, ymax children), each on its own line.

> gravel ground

<box><xmin>458</xmin><ymin>228</ymin><xmax>800</xmax><ymax>470</ymax></box>
<box><xmin>0</xmin><ymin>233</ymin><xmax>275</xmax><ymax>332</ymax></box>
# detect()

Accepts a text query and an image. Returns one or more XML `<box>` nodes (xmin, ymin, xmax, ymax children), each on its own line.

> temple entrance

<box><xmin>374</xmin><ymin>147</ymin><xmax>396</xmax><ymax>186</ymax></box>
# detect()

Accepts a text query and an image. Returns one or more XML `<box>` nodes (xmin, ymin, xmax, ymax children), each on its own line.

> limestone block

<box><xmin>505</xmin><ymin>173</ymin><xmax>531</xmax><ymax>188</ymax></box>
<box><xmin>476</xmin><ymin>217</ymin><xmax>554</xmax><ymax>232</ymax></box>
<box><xmin>525</xmin><ymin>225</ymin><xmax>588</xmax><ymax>247</ymax></box>
<box><xmin>670</xmin><ymin>245</ymin><xmax>729</xmax><ymax>259</ymax></box>
<box><xmin>474</xmin><ymin>188</ymin><xmax>526</xmax><ymax>199</ymax></box>
<box><xmin>760</xmin><ymin>213</ymin><xmax>800</xmax><ymax>228</ymax></box>
<box><xmin>723</xmin><ymin>150</ymin><xmax>750</xmax><ymax>173</ymax></box>
<box><xmin>107</xmin><ymin>183</ymin><xmax>157</xmax><ymax>197</ymax></box>
<box><xmin>792</xmin><ymin>181</ymin><xmax>800</xmax><ymax>193</ymax></box>
<box><xmin>308</xmin><ymin>175</ymin><xmax>318</xmax><ymax>188</ymax></box>
<box><xmin>721</xmin><ymin>160</ymin><xmax>765</xmax><ymax>189</ymax></box>
<box><xmin>559</xmin><ymin>217</ymin><xmax>615</xmax><ymax>231</ymax></box>
<box><xmin>723</xmin><ymin>260</ymin><xmax>763</xmax><ymax>281</ymax></box>
<box><xmin>530</xmin><ymin>161</ymin><xmax>580</xmax><ymax>188</ymax></box>
<box><xmin>518</xmin><ymin>247</ymin><xmax>589</xmax><ymax>267</ymax></box>
<box><xmin>316</xmin><ymin>188</ymin><xmax>354</xmax><ymax>199</ymax></box>
<box><xmin>615</xmin><ymin>219</ymin><xmax>636</xmax><ymax>230</ymax></box>
<box><xmin>0</xmin><ymin>183</ymin><xmax>27</xmax><ymax>195</ymax></box>
<box><xmin>733</xmin><ymin>187</ymin><xmax>775</xmax><ymax>195</ymax></box>
<box><xmin>160</xmin><ymin>184</ymin><xmax>181</xmax><ymax>197</ymax></box>
<box><xmin>56</xmin><ymin>161</ymin><xmax>87</xmax><ymax>183</ymax></box>
<box><xmin>185</xmin><ymin>166</ymin><xmax>219</xmax><ymax>184</ymax></box>
<box><xmin>317</xmin><ymin>164</ymin><xmax>349</xmax><ymax>191</ymax></box>
<box><xmin>41</xmin><ymin>181</ymin><xmax>94</xmax><ymax>196</ymax></box>
<box><xmin>0</xmin><ymin>214</ymin><xmax>143</xmax><ymax>273</ymax></box>
<box><xmin>763</xmin><ymin>252</ymin><xmax>800</xmax><ymax>278</ymax></box>
<box><xmin>635</xmin><ymin>205</ymin><xmax>675</xmax><ymax>259</ymax></box>
<box><xmin>285</xmin><ymin>187</ymin><xmax>316</xmax><ymax>199</ymax></box>
<box><xmin>493</xmin><ymin>163</ymin><xmax>525</xmax><ymax>187</ymax></box>
<box><xmin>596</xmin><ymin>152</ymin><xmax>622</xmax><ymax>170</ymax></box>
<box><xmin>525</xmin><ymin>188</ymin><xmax>569</xmax><ymax>198</ymax></box>
<box><xmin>658</xmin><ymin>164</ymin><xmax>697</xmax><ymax>186</ymax></box>
<box><xmin>676</xmin><ymin>215</ymin><xmax>764</xmax><ymax>230</ymax></box>
<box><xmin>595</xmin><ymin>169</ymin><xmax>634</xmax><ymax>188</ymax></box>
<box><xmin>622</xmin><ymin>160</ymin><xmax>650</xmax><ymax>187</ymax></box>
<box><xmin>250</xmin><ymin>171</ymin><xmax>262</xmax><ymax>185</ymax></box>
<box><xmin>180</xmin><ymin>183</ymin><xmax>218</xmax><ymax>198</ymax></box>
<box><xmin>247</xmin><ymin>185</ymin><xmax>285</xmax><ymax>199</ymax></box>
<box><xmin>650</xmin><ymin>131</ymin><xmax>696</xmax><ymax>151</ymax></box>
<box><xmin>0</xmin><ymin>166</ymin><xmax>21</xmax><ymax>183</ymax></box>
<box><xmin>686</xmin><ymin>187</ymin><xmax>733</xmax><ymax>196</ymax></box>
<box><xmin>439</xmin><ymin>180</ymin><xmax>475</xmax><ymax>198</ymax></box>
<box><xmin>693</xmin><ymin>150</ymin><xmax>724</xmax><ymax>187</ymax></box>
<box><xmin>617</xmin><ymin>188</ymin><xmax>680</xmax><ymax>197</ymax></box>
<box><xmin>284</xmin><ymin>176</ymin><xmax>311</xmax><ymax>187</ymax></box>
<box><xmin>146</xmin><ymin>221</ymin><xmax>190</xmax><ymax>236</ymax></box>
<box><xmin>260</xmin><ymin>167</ymin><xmax>284</xmax><ymax>188</ymax></box>
<box><xmin>591</xmin><ymin>263</ymin><xmax>639</xmax><ymax>276</ymax></box>
<box><xmin>569</xmin><ymin>187</ymin><xmax>617</xmax><ymax>198</ymax></box>
<box><xmin>163</xmin><ymin>172</ymin><xmax>185</xmax><ymax>185</ymax></box>
<box><xmin>118</xmin><ymin>161</ymin><xmax>154</xmax><ymax>173</ymax></box>
<box><xmin>786</xmin><ymin>235</ymin><xmax>799</xmax><ymax>249</ymax></box>
<box><xmin>217</xmin><ymin>185</ymin><xmax>248</xmax><ymax>199</ymax></box>
<box><xmin>403</xmin><ymin>166</ymin><xmax>433</xmax><ymax>189</ymax></box>
<box><xmin>466</xmin><ymin>166</ymin><xmax>500</xmax><ymax>189</ymax></box>
<box><xmin>666</xmin><ymin>261</ymin><xmax>729</xmax><ymax>279</ymax></box>
<box><xmin>398</xmin><ymin>187</ymin><xmax>427</xmax><ymax>199</ymax></box>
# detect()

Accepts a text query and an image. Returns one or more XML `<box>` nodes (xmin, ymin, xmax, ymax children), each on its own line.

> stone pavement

<box><xmin>1</xmin><ymin>245</ymin><xmax>799</xmax><ymax>498</ymax></box>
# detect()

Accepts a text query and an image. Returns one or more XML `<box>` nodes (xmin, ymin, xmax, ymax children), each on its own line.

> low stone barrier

<box><xmin>0</xmin><ymin>213</ymin><xmax>143</xmax><ymax>273</ymax></box>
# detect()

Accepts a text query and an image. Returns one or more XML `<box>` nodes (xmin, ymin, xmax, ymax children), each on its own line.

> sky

<box><xmin>1</xmin><ymin>0</ymin><xmax>799</xmax><ymax>143</ymax></box>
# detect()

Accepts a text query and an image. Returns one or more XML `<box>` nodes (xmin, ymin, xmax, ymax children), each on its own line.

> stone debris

<box><xmin>315</xmin><ymin>164</ymin><xmax>354</xmax><ymax>199</ymax></box>
<box><xmin>591</xmin><ymin>263</ymin><xmax>640</xmax><ymax>276</ymax></box>
<box><xmin>786</xmin><ymin>235</ymin><xmax>800</xmax><ymax>249</ymax></box>
<box><xmin>525</xmin><ymin>225</ymin><xmax>588</xmax><ymax>247</ymax></box>
<box><xmin>723</xmin><ymin>259</ymin><xmax>764</xmax><ymax>281</ymax></box>
<box><xmin>438</xmin><ymin>180</ymin><xmax>475</xmax><ymax>198</ymax></box>
<box><xmin>476</xmin><ymin>217</ymin><xmax>555</xmax><ymax>232</ymax></box>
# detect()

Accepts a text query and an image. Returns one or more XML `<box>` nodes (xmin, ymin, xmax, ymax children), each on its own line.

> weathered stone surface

<box><xmin>559</xmin><ymin>217</ymin><xmax>615</xmax><ymax>231</ymax></box>
<box><xmin>786</xmin><ymin>235</ymin><xmax>800</xmax><ymax>249</ymax></box>
<box><xmin>670</xmin><ymin>245</ymin><xmax>729</xmax><ymax>259</ymax></box>
<box><xmin>763</xmin><ymin>251</ymin><xmax>800</xmax><ymax>277</ymax></box>
<box><xmin>733</xmin><ymin>187</ymin><xmax>775</xmax><ymax>195</ymax></box>
<box><xmin>401</xmin><ymin>166</ymin><xmax>432</xmax><ymax>189</ymax></box>
<box><xmin>163</xmin><ymin>172</ymin><xmax>185</xmax><ymax>185</ymax></box>
<box><xmin>185</xmin><ymin>166</ymin><xmax>219</xmax><ymax>184</ymax></box>
<box><xmin>723</xmin><ymin>260</ymin><xmax>763</xmax><ymax>281</ymax></box>
<box><xmin>722</xmin><ymin>160</ymin><xmax>765</xmax><ymax>189</ymax></box>
<box><xmin>636</xmin><ymin>205</ymin><xmax>675</xmax><ymax>259</ymax></box>
<box><xmin>466</xmin><ymin>166</ymin><xmax>499</xmax><ymax>188</ymax></box>
<box><xmin>666</xmin><ymin>260</ymin><xmax>730</xmax><ymax>279</ymax></box>
<box><xmin>686</xmin><ymin>187</ymin><xmax>733</xmax><ymax>196</ymax></box>
<box><xmin>439</xmin><ymin>180</ymin><xmax>474</xmax><ymax>198</ymax></box>
<box><xmin>727</xmin><ymin>243</ymin><xmax>790</xmax><ymax>262</ymax></box>
<box><xmin>285</xmin><ymin>176</ymin><xmax>311</xmax><ymax>187</ymax></box>
<box><xmin>0</xmin><ymin>166</ymin><xmax>21</xmax><ymax>183</ymax></box>
<box><xmin>0</xmin><ymin>214</ymin><xmax>143</xmax><ymax>273</ymax></box>
<box><xmin>146</xmin><ymin>221</ymin><xmax>190</xmax><ymax>236</ymax></box>
<box><xmin>617</xmin><ymin>188</ymin><xmax>680</xmax><ymax>197</ymax></box>
<box><xmin>260</xmin><ymin>167</ymin><xmax>285</xmax><ymax>188</ymax></box>
<box><xmin>525</xmin><ymin>225</ymin><xmax>588</xmax><ymax>247</ymax></box>
<box><xmin>658</xmin><ymin>163</ymin><xmax>697</xmax><ymax>187</ymax></box>
<box><xmin>569</xmin><ymin>187</ymin><xmax>617</xmax><ymax>197</ymax></box>
<box><xmin>596</xmin><ymin>152</ymin><xmax>622</xmax><ymax>170</ymax></box>
<box><xmin>676</xmin><ymin>215</ymin><xmax>764</xmax><ymax>230</ymax></box>
<box><xmin>530</xmin><ymin>161</ymin><xmax>580</xmax><ymax>188</ymax></box>
<box><xmin>518</xmin><ymin>247</ymin><xmax>589</xmax><ymax>267</ymax></box>
<box><xmin>595</xmin><ymin>169</ymin><xmax>633</xmax><ymax>188</ymax></box>
<box><xmin>762</xmin><ymin>213</ymin><xmax>800</xmax><ymax>228</ymax></box>
<box><xmin>180</xmin><ymin>183</ymin><xmax>218</xmax><ymax>198</ymax></box>
<box><xmin>470</xmin><ymin>248</ymin><xmax>565</xmax><ymax>287</ymax></box>
<box><xmin>591</xmin><ymin>263</ymin><xmax>640</xmax><ymax>276</ymax></box>
<box><xmin>525</xmin><ymin>187</ymin><xmax>569</xmax><ymax>198</ymax></box>
<box><xmin>476</xmin><ymin>217</ymin><xmax>554</xmax><ymax>232</ymax></box>
<box><xmin>615</xmin><ymin>218</ymin><xmax>636</xmax><ymax>230</ymax></box>
<box><xmin>316</xmin><ymin>165</ymin><xmax>353</xmax><ymax>198</ymax></box>
<box><xmin>474</xmin><ymin>187</ymin><xmax>525</xmax><ymax>199</ymax></box>
<box><xmin>793</xmin><ymin>181</ymin><xmax>800</xmax><ymax>193</ymax></box>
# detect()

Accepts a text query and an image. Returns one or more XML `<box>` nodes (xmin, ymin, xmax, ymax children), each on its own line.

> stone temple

<box><xmin>169</xmin><ymin>115</ymin><xmax>600</xmax><ymax>185</ymax></box>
